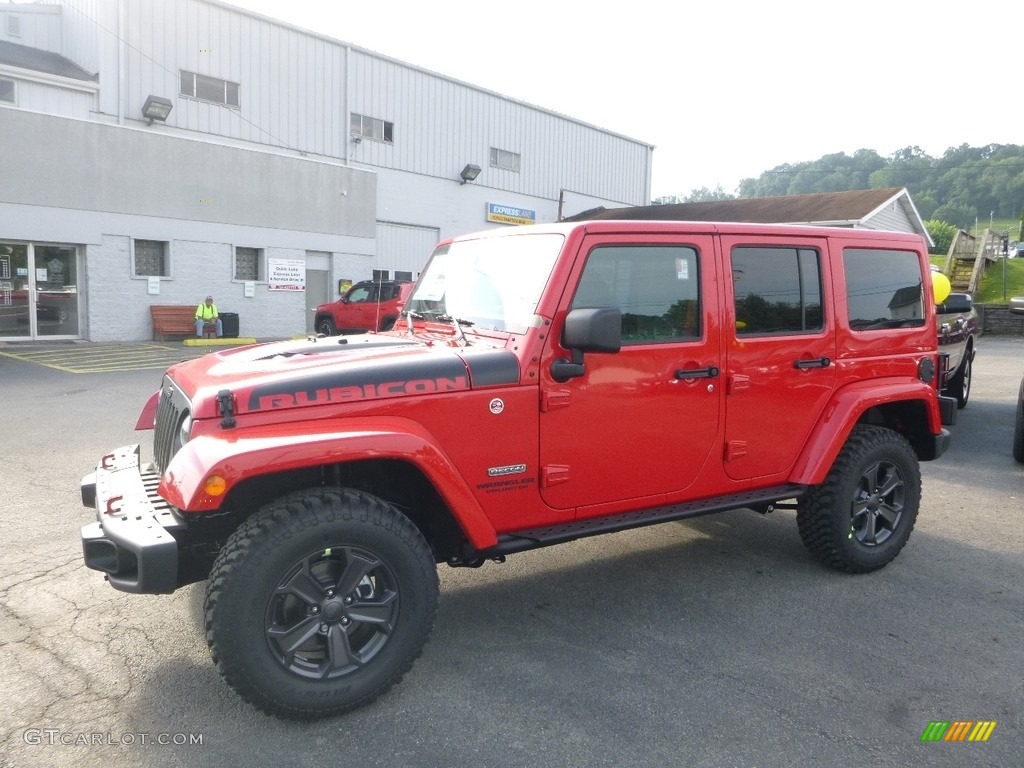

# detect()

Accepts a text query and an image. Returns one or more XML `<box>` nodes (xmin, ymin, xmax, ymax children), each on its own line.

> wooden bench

<box><xmin>150</xmin><ymin>305</ymin><xmax>216</xmax><ymax>341</ymax></box>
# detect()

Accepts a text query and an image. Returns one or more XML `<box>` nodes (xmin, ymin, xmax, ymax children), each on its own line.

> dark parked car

<box><xmin>314</xmin><ymin>279</ymin><xmax>413</xmax><ymax>335</ymax></box>
<box><xmin>936</xmin><ymin>292</ymin><xmax>978</xmax><ymax>408</ymax></box>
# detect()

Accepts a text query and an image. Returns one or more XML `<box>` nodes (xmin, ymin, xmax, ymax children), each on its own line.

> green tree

<box><xmin>684</xmin><ymin>185</ymin><xmax>735</xmax><ymax>202</ymax></box>
<box><xmin>924</xmin><ymin>219</ymin><xmax>958</xmax><ymax>255</ymax></box>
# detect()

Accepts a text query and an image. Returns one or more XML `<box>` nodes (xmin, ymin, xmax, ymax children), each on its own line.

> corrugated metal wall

<box><xmin>3</xmin><ymin>79</ymin><xmax>94</xmax><ymax>115</ymax></box>
<box><xmin>376</xmin><ymin>222</ymin><xmax>439</xmax><ymax>277</ymax></box>
<box><xmin>0</xmin><ymin>4</ymin><xmax>63</xmax><ymax>52</ymax></box>
<box><xmin>347</xmin><ymin>52</ymin><xmax>650</xmax><ymax>205</ymax></box>
<box><xmin>40</xmin><ymin>0</ymin><xmax>650</xmax><ymax>208</ymax></box>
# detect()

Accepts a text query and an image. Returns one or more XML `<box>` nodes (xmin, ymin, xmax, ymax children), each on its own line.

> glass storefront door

<box><xmin>0</xmin><ymin>242</ymin><xmax>80</xmax><ymax>339</ymax></box>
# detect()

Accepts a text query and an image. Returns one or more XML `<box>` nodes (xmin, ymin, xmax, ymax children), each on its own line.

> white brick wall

<box><xmin>85</xmin><ymin>236</ymin><xmax>321</xmax><ymax>342</ymax></box>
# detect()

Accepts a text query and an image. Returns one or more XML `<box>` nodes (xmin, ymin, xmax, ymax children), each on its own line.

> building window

<box><xmin>7</xmin><ymin>15</ymin><xmax>21</xmax><ymax>37</ymax></box>
<box><xmin>395</xmin><ymin>271</ymin><xmax>413</xmax><ymax>282</ymax></box>
<box><xmin>133</xmin><ymin>239</ymin><xmax>169</xmax><ymax>277</ymax></box>
<box><xmin>490</xmin><ymin>147</ymin><xmax>521</xmax><ymax>173</ymax></box>
<box><xmin>351</xmin><ymin>113</ymin><xmax>394</xmax><ymax>143</ymax></box>
<box><xmin>234</xmin><ymin>246</ymin><xmax>263</xmax><ymax>281</ymax></box>
<box><xmin>371</xmin><ymin>269</ymin><xmax>391</xmax><ymax>281</ymax></box>
<box><xmin>179</xmin><ymin>70</ymin><xmax>240</xmax><ymax>107</ymax></box>
<box><xmin>0</xmin><ymin>78</ymin><xmax>14</xmax><ymax>104</ymax></box>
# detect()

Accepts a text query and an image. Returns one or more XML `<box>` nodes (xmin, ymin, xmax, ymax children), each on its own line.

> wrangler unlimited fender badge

<box><xmin>487</xmin><ymin>464</ymin><xmax>526</xmax><ymax>477</ymax></box>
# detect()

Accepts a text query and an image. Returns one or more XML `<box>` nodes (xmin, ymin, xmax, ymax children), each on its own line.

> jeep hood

<box><xmin>166</xmin><ymin>335</ymin><xmax>521</xmax><ymax>419</ymax></box>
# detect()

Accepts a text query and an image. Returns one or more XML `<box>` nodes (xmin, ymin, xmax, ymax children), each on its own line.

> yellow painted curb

<box><xmin>182</xmin><ymin>337</ymin><xmax>258</xmax><ymax>347</ymax></box>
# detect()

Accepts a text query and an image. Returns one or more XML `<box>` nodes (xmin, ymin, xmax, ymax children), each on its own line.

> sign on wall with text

<box><xmin>268</xmin><ymin>258</ymin><xmax>306</xmax><ymax>291</ymax></box>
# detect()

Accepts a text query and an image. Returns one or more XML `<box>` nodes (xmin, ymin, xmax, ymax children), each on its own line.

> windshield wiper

<box><xmin>436</xmin><ymin>314</ymin><xmax>474</xmax><ymax>344</ymax></box>
<box><xmin>404</xmin><ymin>309</ymin><xmax>425</xmax><ymax>334</ymax></box>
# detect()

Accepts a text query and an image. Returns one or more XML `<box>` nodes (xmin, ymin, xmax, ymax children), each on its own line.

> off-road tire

<box><xmin>948</xmin><ymin>354</ymin><xmax>972</xmax><ymax>409</ymax></box>
<box><xmin>1014</xmin><ymin>379</ymin><xmax>1024</xmax><ymax>463</ymax></box>
<box><xmin>316</xmin><ymin>316</ymin><xmax>337</xmax><ymax>336</ymax></box>
<box><xmin>797</xmin><ymin>425</ymin><xmax>920</xmax><ymax>573</ymax></box>
<box><xmin>379</xmin><ymin>316</ymin><xmax>397</xmax><ymax>332</ymax></box>
<box><xmin>205</xmin><ymin>487</ymin><xmax>438</xmax><ymax>720</ymax></box>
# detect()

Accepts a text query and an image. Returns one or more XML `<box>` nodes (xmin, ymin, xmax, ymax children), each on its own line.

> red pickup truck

<box><xmin>80</xmin><ymin>221</ymin><xmax>954</xmax><ymax>720</ymax></box>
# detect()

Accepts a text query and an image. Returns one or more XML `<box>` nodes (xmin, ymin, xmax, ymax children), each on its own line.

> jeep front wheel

<box><xmin>204</xmin><ymin>488</ymin><xmax>438</xmax><ymax>719</ymax></box>
<box><xmin>797</xmin><ymin>425</ymin><xmax>920</xmax><ymax>573</ymax></box>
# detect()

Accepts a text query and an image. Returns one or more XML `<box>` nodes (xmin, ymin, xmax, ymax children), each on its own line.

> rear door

<box><xmin>720</xmin><ymin>235</ymin><xmax>837</xmax><ymax>481</ymax></box>
<box><xmin>539</xmin><ymin>233</ymin><xmax>723</xmax><ymax>512</ymax></box>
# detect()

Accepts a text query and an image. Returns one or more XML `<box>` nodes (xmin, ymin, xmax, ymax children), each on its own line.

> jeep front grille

<box><xmin>153</xmin><ymin>376</ymin><xmax>190</xmax><ymax>473</ymax></box>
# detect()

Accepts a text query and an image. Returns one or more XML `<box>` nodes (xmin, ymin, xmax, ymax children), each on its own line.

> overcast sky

<box><xmin>225</xmin><ymin>0</ymin><xmax>1022</xmax><ymax>200</ymax></box>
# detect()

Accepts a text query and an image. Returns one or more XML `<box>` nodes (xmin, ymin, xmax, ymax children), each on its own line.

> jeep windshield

<box><xmin>405</xmin><ymin>232</ymin><xmax>565</xmax><ymax>335</ymax></box>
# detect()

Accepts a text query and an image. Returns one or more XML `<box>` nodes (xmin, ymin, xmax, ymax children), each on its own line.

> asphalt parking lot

<box><xmin>1</xmin><ymin>338</ymin><xmax>1022</xmax><ymax>768</ymax></box>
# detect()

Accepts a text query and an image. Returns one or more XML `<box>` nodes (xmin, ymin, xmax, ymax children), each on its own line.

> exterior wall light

<box><xmin>142</xmin><ymin>95</ymin><xmax>173</xmax><ymax>125</ymax></box>
<box><xmin>459</xmin><ymin>164</ymin><xmax>481</xmax><ymax>184</ymax></box>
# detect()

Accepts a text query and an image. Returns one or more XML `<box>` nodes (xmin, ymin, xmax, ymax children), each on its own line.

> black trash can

<box><xmin>220</xmin><ymin>312</ymin><xmax>239</xmax><ymax>338</ymax></box>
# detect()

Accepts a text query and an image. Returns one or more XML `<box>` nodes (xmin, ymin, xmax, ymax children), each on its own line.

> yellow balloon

<box><xmin>932</xmin><ymin>271</ymin><xmax>951</xmax><ymax>305</ymax></box>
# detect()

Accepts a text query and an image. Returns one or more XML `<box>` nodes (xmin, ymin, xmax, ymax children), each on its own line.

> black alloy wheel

<box><xmin>205</xmin><ymin>488</ymin><xmax>438</xmax><ymax>719</ymax></box>
<box><xmin>265</xmin><ymin>545</ymin><xmax>399</xmax><ymax>680</ymax></box>
<box><xmin>797</xmin><ymin>425</ymin><xmax>921</xmax><ymax>573</ymax></box>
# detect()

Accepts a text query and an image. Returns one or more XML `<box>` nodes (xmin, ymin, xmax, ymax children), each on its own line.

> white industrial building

<box><xmin>0</xmin><ymin>0</ymin><xmax>653</xmax><ymax>342</ymax></box>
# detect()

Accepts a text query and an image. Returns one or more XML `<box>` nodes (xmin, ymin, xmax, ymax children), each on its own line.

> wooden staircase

<box><xmin>943</xmin><ymin>229</ymin><xmax>1001</xmax><ymax>295</ymax></box>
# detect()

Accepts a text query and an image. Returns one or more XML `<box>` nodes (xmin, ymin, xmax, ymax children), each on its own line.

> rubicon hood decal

<box><xmin>243</xmin><ymin>348</ymin><xmax>520</xmax><ymax>411</ymax></box>
<box><xmin>248</xmin><ymin>355</ymin><xmax>470</xmax><ymax>411</ymax></box>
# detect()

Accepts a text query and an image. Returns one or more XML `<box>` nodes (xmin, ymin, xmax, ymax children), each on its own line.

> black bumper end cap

<box><xmin>81</xmin><ymin>473</ymin><xmax>97</xmax><ymax>509</ymax></box>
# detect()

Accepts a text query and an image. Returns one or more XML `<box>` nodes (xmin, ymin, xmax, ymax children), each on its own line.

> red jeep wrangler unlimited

<box><xmin>81</xmin><ymin>221</ymin><xmax>955</xmax><ymax>720</ymax></box>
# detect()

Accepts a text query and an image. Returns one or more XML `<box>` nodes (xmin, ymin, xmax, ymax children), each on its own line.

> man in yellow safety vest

<box><xmin>194</xmin><ymin>295</ymin><xmax>223</xmax><ymax>337</ymax></box>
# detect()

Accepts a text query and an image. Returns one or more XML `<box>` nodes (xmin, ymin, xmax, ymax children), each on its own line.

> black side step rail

<box><xmin>477</xmin><ymin>483</ymin><xmax>806</xmax><ymax>560</ymax></box>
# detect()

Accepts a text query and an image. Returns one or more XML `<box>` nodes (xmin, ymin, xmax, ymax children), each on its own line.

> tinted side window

<box><xmin>843</xmin><ymin>249</ymin><xmax>925</xmax><ymax>330</ymax></box>
<box><xmin>572</xmin><ymin>245</ymin><xmax>700</xmax><ymax>344</ymax></box>
<box><xmin>732</xmin><ymin>247</ymin><xmax>823</xmax><ymax>335</ymax></box>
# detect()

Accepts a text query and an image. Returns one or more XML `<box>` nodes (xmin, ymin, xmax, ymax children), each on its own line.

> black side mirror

<box><xmin>551</xmin><ymin>307</ymin><xmax>621</xmax><ymax>382</ymax></box>
<box><xmin>937</xmin><ymin>293</ymin><xmax>972</xmax><ymax>314</ymax></box>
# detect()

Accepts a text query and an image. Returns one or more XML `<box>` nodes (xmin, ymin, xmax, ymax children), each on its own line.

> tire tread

<box><xmin>797</xmin><ymin>425</ymin><xmax>920</xmax><ymax>574</ymax></box>
<box><xmin>205</xmin><ymin>487</ymin><xmax>438</xmax><ymax>720</ymax></box>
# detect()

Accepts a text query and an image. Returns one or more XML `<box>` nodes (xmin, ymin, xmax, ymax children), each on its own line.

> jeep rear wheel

<box><xmin>797</xmin><ymin>425</ymin><xmax>920</xmax><ymax>573</ymax></box>
<box><xmin>316</xmin><ymin>316</ymin><xmax>337</xmax><ymax>336</ymax></box>
<box><xmin>205</xmin><ymin>488</ymin><xmax>438</xmax><ymax>720</ymax></box>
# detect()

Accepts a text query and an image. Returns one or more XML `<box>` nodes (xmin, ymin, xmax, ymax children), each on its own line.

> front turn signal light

<box><xmin>203</xmin><ymin>474</ymin><xmax>227</xmax><ymax>496</ymax></box>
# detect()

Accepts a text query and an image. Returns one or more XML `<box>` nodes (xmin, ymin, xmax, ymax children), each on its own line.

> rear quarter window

<box><xmin>843</xmin><ymin>248</ymin><xmax>925</xmax><ymax>331</ymax></box>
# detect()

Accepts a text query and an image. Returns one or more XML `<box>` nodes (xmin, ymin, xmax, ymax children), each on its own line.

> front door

<box><xmin>539</xmin><ymin>234</ymin><xmax>722</xmax><ymax>513</ymax></box>
<box><xmin>0</xmin><ymin>242</ymin><xmax>80</xmax><ymax>340</ymax></box>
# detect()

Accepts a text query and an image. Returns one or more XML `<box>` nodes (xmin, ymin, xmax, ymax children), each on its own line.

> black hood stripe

<box><xmin>462</xmin><ymin>350</ymin><xmax>520</xmax><ymax>386</ymax></box>
<box><xmin>248</xmin><ymin>355</ymin><xmax>468</xmax><ymax>411</ymax></box>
